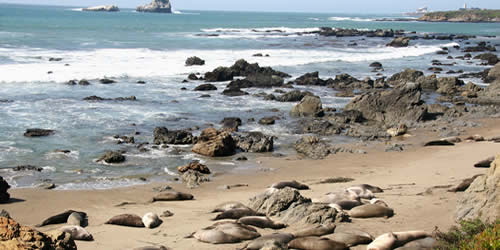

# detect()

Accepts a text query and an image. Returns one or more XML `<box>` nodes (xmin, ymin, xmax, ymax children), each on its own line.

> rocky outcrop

<box><xmin>177</xmin><ymin>161</ymin><xmax>210</xmax><ymax>174</ymax></box>
<box><xmin>474</xmin><ymin>53</ymin><xmax>499</xmax><ymax>65</ymax></box>
<box><xmin>456</xmin><ymin>155</ymin><xmax>500</xmax><ymax>222</ymax></box>
<box><xmin>205</xmin><ymin>59</ymin><xmax>290</xmax><ymax>82</ymax></box>
<box><xmin>248</xmin><ymin>187</ymin><xmax>347</xmax><ymax>225</ymax></box>
<box><xmin>24</xmin><ymin>128</ymin><xmax>54</xmax><ymax>137</ymax></box>
<box><xmin>0</xmin><ymin>217</ymin><xmax>77</xmax><ymax>250</ymax></box>
<box><xmin>192</xmin><ymin>128</ymin><xmax>236</xmax><ymax>157</ymax></box>
<box><xmin>136</xmin><ymin>0</ymin><xmax>172</xmax><ymax>13</ymax></box>
<box><xmin>295</xmin><ymin>136</ymin><xmax>332</xmax><ymax>160</ymax></box>
<box><xmin>344</xmin><ymin>82</ymin><xmax>427</xmax><ymax>126</ymax></box>
<box><xmin>97</xmin><ymin>151</ymin><xmax>126</xmax><ymax>164</ymax></box>
<box><xmin>436</xmin><ymin>77</ymin><xmax>464</xmax><ymax>96</ymax></box>
<box><xmin>387</xmin><ymin>69</ymin><xmax>424</xmax><ymax>86</ymax></box>
<box><xmin>0</xmin><ymin>177</ymin><xmax>10</xmax><ymax>203</ymax></box>
<box><xmin>181</xmin><ymin>170</ymin><xmax>210</xmax><ymax>189</ymax></box>
<box><xmin>194</xmin><ymin>84</ymin><xmax>217</xmax><ymax>91</ymax></box>
<box><xmin>153</xmin><ymin>127</ymin><xmax>194</xmax><ymax>145</ymax></box>
<box><xmin>276</xmin><ymin>90</ymin><xmax>314</xmax><ymax>102</ymax></box>
<box><xmin>293</xmin><ymin>72</ymin><xmax>327</xmax><ymax>86</ymax></box>
<box><xmin>290</xmin><ymin>96</ymin><xmax>324</xmax><ymax>117</ymax></box>
<box><xmin>185</xmin><ymin>56</ymin><xmax>205</xmax><ymax>66</ymax></box>
<box><xmin>418</xmin><ymin>9</ymin><xmax>500</xmax><ymax>23</ymax></box>
<box><xmin>386</xmin><ymin>37</ymin><xmax>410</xmax><ymax>47</ymax></box>
<box><xmin>83</xmin><ymin>5</ymin><xmax>119</xmax><ymax>12</ymax></box>
<box><xmin>234</xmin><ymin>132</ymin><xmax>274</xmax><ymax>153</ymax></box>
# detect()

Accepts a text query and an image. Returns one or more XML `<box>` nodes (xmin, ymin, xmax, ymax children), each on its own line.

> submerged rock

<box><xmin>23</xmin><ymin>128</ymin><xmax>54</xmax><ymax>137</ymax></box>
<box><xmin>153</xmin><ymin>127</ymin><xmax>194</xmax><ymax>145</ymax></box>
<box><xmin>97</xmin><ymin>151</ymin><xmax>126</xmax><ymax>164</ymax></box>
<box><xmin>136</xmin><ymin>0</ymin><xmax>172</xmax><ymax>13</ymax></box>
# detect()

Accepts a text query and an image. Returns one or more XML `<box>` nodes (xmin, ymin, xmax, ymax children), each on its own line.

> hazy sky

<box><xmin>1</xmin><ymin>0</ymin><xmax>500</xmax><ymax>13</ymax></box>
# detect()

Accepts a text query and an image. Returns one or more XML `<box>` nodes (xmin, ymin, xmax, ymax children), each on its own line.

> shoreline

<box><xmin>3</xmin><ymin>116</ymin><xmax>499</xmax><ymax>249</ymax></box>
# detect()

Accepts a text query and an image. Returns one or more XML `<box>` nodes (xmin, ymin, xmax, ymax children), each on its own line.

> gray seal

<box><xmin>288</xmin><ymin>236</ymin><xmax>348</xmax><ymax>250</ymax></box>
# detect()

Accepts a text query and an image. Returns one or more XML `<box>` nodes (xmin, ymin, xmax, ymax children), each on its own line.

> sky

<box><xmin>1</xmin><ymin>0</ymin><xmax>500</xmax><ymax>13</ymax></box>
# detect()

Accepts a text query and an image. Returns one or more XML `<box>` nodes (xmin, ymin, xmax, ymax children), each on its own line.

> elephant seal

<box><xmin>326</xmin><ymin>230</ymin><xmax>373</xmax><ymax>247</ymax></box>
<box><xmin>192</xmin><ymin>222</ymin><xmax>260</xmax><ymax>244</ymax></box>
<box><xmin>67</xmin><ymin>212</ymin><xmax>85</xmax><ymax>226</ymax></box>
<box><xmin>244</xmin><ymin>233</ymin><xmax>295</xmax><ymax>250</ymax></box>
<box><xmin>292</xmin><ymin>224</ymin><xmax>336</xmax><ymax>237</ymax></box>
<box><xmin>369</xmin><ymin>198</ymin><xmax>389</xmax><ymax>207</ymax></box>
<box><xmin>346</xmin><ymin>186</ymin><xmax>375</xmax><ymax>199</ymax></box>
<box><xmin>152</xmin><ymin>191</ymin><xmax>193</xmax><ymax>202</ymax></box>
<box><xmin>37</xmin><ymin>210</ymin><xmax>87</xmax><ymax>227</ymax></box>
<box><xmin>193</xmin><ymin>228</ymin><xmax>241</xmax><ymax>244</ymax></box>
<box><xmin>211</xmin><ymin>201</ymin><xmax>248</xmax><ymax>213</ymax></box>
<box><xmin>211</xmin><ymin>222</ymin><xmax>260</xmax><ymax>240</ymax></box>
<box><xmin>348</xmin><ymin>204</ymin><xmax>394</xmax><ymax>218</ymax></box>
<box><xmin>142</xmin><ymin>213</ymin><xmax>162</xmax><ymax>228</ymax></box>
<box><xmin>448</xmin><ymin>174</ymin><xmax>483</xmax><ymax>192</ymax></box>
<box><xmin>351</xmin><ymin>184</ymin><xmax>383</xmax><ymax>193</ymax></box>
<box><xmin>105</xmin><ymin>214</ymin><xmax>145</xmax><ymax>227</ymax></box>
<box><xmin>313</xmin><ymin>190</ymin><xmax>359</xmax><ymax>204</ymax></box>
<box><xmin>396</xmin><ymin>236</ymin><xmax>437</xmax><ymax>249</ymax></box>
<box><xmin>214</xmin><ymin>208</ymin><xmax>263</xmax><ymax>220</ymax></box>
<box><xmin>333</xmin><ymin>199</ymin><xmax>362</xmax><ymax>210</ymax></box>
<box><xmin>237</xmin><ymin>216</ymin><xmax>286</xmax><ymax>229</ymax></box>
<box><xmin>270</xmin><ymin>180</ymin><xmax>309</xmax><ymax>190</ymax></box>
<box><xmin>474</xmin><ymin>156</ymin><xmax>494</xmax><ymax>168</ymax></box>
<box><xmin>133</xmin><ymin>246</ymin><xmax>169</xmax><ymax>250</ymax></box>
<box><xmin>59</xmin><ymin>225</ymin><xmax>93</xmax><ymax>241</ymax></box>
<box><xmin>288</xmin><ymin>236</ymin><xmax>348</xmax><ymax>250</ymax></box>
<box><xmin>367</xmin><ymin>231</ymin><xmax>429</xmax><ymax>250</ymax></box>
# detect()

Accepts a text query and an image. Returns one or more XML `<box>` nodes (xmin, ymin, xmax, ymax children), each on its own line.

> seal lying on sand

<box><xmin>448</xmin><ymin>174</ymin><xmax>484</xmax><ymax>192</ymax></box>
<box><xmin>37</xmin><ymin>210</ymin><xmax>87</xmax><ymax>227</ymax></box>
<box><xmin>350</xmin><ymin>184</ymin><xmax>383</xmax><ymax>193</ymax></box>
<box><xmin>152</xmin><ymin>191</ymin><xmax>193</xmax><ymax>202</ymax></box>
<box><xmin>191</xmin><ymin>222</ymin><xmax>260</xmax><ymax>244</ymax></box>
<box><xmin>105</xmin><ymin>214</ymin><xmax>145</xmax><ymax>227</ymax></box>
<box><xmin>213</xmin><ymin>208</ymin><xmax>264</xmax><ymax>220</ymax></box>
<box><xmin>237</xmin><ymin>216</ymin><xmax>287</xmax><ymax>229</ymax></box>
<box><xmin>59</xmin><ymin>225</ymin><xmax>93</xmax><ymax>241</ymax></box>
<box><xmin>270</xmin><ymin>180</ymin><xmax>309</xmax><ymax>190</ymax></box>
<box><xmin>292</xmin><ymin>224</ymin><xmax>336</xmax><ymax>237</ymax></box>
<box><xmin>369</xmin><ymin>198</ymin><xmax>389</xmax><ymax>207</ymax></box>
<box><xmin>211</xmin><ymin>201</ymin><xmax>249</xmax><ymax>213</ymax></box>
<box><xmin>132</xmin><ymin>246</ymin><xmax>169</xmax><ymax>250</ymax></box>
<box><xmin>348</xmin><ymin>204</ymin><xmax>394</xmax><ymax>218</ymax></box>
<box><xmin>142</xmin><ymin>213</ymin><xmax>162</xmax><ymax>228</ymax></box>
<box><xmin>325</xmin><ymin>230</ymin><xmax>373</xmax><ymax>247</ymax></box>
<box><xmin>367</xmin><ymin>231</ymin><xmax>429</xmax><ymax>250</ymax></box>
<box><xmin>346</xmin><ymin>186</ymin><xmax>375</xmax><ymax>199</ymax></box>
<box><xmin>244</xmin><ymin>233</ymin><xmax>295</xmax><ymax>250</ymax></box>
<box><xmin>288</xmin><ymin>236</ymin><xmax>348</xmax><ymax>250</ymax></box>
<box><xmin>313</xmin><ymin>190</ymin><xmax>361</xmax><ymax>209</ymax></box>
<box><xmin>67</xmin><ymin>212</ymin><xmax>86</xmax><ymax>226</ymax></box>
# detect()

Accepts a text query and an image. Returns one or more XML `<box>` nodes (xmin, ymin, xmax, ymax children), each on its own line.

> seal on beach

<box><xmin>59</xmin><ymin>225</ymin><xmax>93</xmax><ymax>241</ymax></box>
<box><xmin>350</xmin><ymin>184</ymin><xmax>384</xmax><ymax>193</ymax></box>
<box><xmin>237</xmin><ymin>216</ymin><xmax>287</xmax><ymax>229</ymax></box>
<box><xmin>448</xmin><ymin>174</ymin><xmax>484</xmax><ymax>192</ymax></box>
<box><xmin>270</xmin><ymin>180</ymin><xmax>309</xmax><ymax>190</ymax></box>
<box><xmin>325</xmin><ymin>230</ymin><xmax>373</xmax><ymax>247</ymax></box>
<box><xmin>474</xmin><ymin>156</ymin><xmax>494</xmax><ymax>168</ymax></box>
<box><xmin>292</xmin><ymin>224</ymin><xmax>336</xmax><ymax>238</ymax></box>
<box><xmin>288</xmin><ymin>236</ymin><xmax>348</xmax><ymax>250</ymax></box>
<box><xmin>211</xmin><ymin>201</ymin><xmax>249</xmax><ymax>213</ymax></box>
<box><xmin>348</xmin><ymin>204</ymin><xmax>394</xmax><ymax>218</ymax></box>
<box><xmin>193</xmin><ymin>228</ymin><xmax>241</xmax><ymax>244</ymax></box>
<box><xmin>244</xmin><ymin>233</ymin><xmax>295</xmax><ymax>250</ymax></box>
<box><xmin>191</xmin><ymin>222</ymin><xmax>260</xmax><ymax>244</ymax></box>
<box><xmin>369</xmin><ymin>198</ymin><xmax>389</xmax><ymax>207</ymax></box>
<box><xmin>367</xmin><ymin>231</ymin><xmax>429</xmax><ymax>250</ymax></box>
<box><xmin>67</xmin><ymin>212</ymin><xmax>85</xmax><ymax>226</ymax></box>
<box><xmin>132</xmin><ymin>246</ymin><xmax>169</xmax><ymax>250</ymax></box>
<box><xmin>346</xmin><ymin>186</ymin><xmax>375</xmax><ymax>199</ymax></box>
<box><xmin>213</xmin><ymin>208</ymin><xmax>264</xmax><ymax>220</ymax></box>
<box><xmin>36</xmin><ymin>210</ymin><xmax>87</xmax><ymax>227</ymax></box>
<box><xmin>142</xmin><ymin>212</ymin><xmax>162</xmax><ymax>228</ymax></box>
<box><xmin>105</xmin><ymin>214</ymin><xmax>145</xmax><ymax>227</ymax></box>
<box><xmin>152</xmin><ymin>191</ymin><xmax>194</xmax><ymax>202</ymax></box>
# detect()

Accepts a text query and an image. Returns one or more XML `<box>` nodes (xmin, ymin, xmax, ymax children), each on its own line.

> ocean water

<box><xmin>0</xmin><ymin>3</ymin><xmax>499</xmax><ymax>189</ymax></box>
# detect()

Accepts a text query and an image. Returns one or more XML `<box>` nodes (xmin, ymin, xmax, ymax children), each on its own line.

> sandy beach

<box><xmin>2</xmin><ymin>117</ymin><xmax>499</xmax><ymax>250</ymax></box>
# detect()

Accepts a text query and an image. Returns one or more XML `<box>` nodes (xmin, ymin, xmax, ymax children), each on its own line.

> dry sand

<box><xmin>3</xmin><ymin>118</ymin><xmax>500</xmax><ymax>250</ymax></box>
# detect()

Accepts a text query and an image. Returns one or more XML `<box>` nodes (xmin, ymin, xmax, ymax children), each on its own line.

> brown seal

<box><xmin>36</xmin><ymin>210</ymin><xmax>87</xmax><ymax>227</ymax></box>
<box><xmin>244</xmin><ymin>233</ymin><xmax>295</xmax><ymax>250</ymax></box>
<box><xmin>192</xmin><ymin>222</ymin><xmax>260</xmax><ymax>244</ymax></box>
<box><xmin>152</xmin><ymin>191</ymin><xmax>193</xmax><ymax>202</ymax></box>
<box><xmin>348</xmin><ymin>204</ymin><xmax>394</xmax><ymax>218</ymax></box>
<box><xmin>288</xmin><ymin>236</ymin><xmax>348</xmax><ymax>250</ymax></box>
<box><xmin>237</xmin><ymin>216</ymin><xmax>286</xmax><ymax>229</ymax></box>
<box><xmin>105</xmin><ymin>214</ymin><xmax>145</xmax><ymax>227</ymax></box>
<box><xmin>271</xmin><ymin>180</ymin><xmax>309</xmax><ymax>190</ymax></box>
<box><xmin>59</xmin><ymin>225</ymin><xmax>93</xmax><ymax>241</ymax></box>
<box><xmin>325</xmin><ymin>230</ymin><xmax>373</xmax><ymax>247</ymax></box>
<box><xmin>213</xmin><ymin>208</ymin><xmax>263</xmax><ymax>220</ymax></box>
<box><xmin>211</xmin><ymin>201</ymin><xmax>248</xmax><ymax>213</ymax></box>
<box><xmin>292</xmin><ymin>224</ymin><xmax>336</xmax><ymax>237</ymax></box>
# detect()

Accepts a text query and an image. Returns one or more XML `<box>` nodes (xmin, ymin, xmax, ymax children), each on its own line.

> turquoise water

<box><xmin>0</xmin><ymin>3</ymin><xmax>498</xmax><ymax>189</ymax></box>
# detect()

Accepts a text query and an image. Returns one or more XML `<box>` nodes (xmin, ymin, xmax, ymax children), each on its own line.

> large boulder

<box><xmin>295</xmin><ymin>136</ymin><xmax>332</xmax><ymax>160</ymax></box>
<box><xmin>276</xmin><ymin>90</ymin><xmax>314</xmax><ymax>102</ymax></box>
<box><xmin>82</xmin><ymin>5</ymin><xmax>119</xmax><ymax>11</ymax></box>
<box><xmin>483</xmin><ymin>63</ymin><xmax>500</xmax><ymax>97</ymax></box>
<box><xmin>344</xmin><ymin>82</ymin><xmax>427</xmax><ymax>126</ymax></box>
<box><xmin>293</xmin><ymin>72</ymin><xmax>326</xmax><ymax>86</ymax></box>
<box><xmin>205</xmin><ymin>67</ymin><xmax>234</xmax><ymax>82</ymax></box>
<box><xmin>235</xmin><ymin>132</ymin><xmax>274</xmax><ymax>153</ymax></box>
<box><xmin>98</xmin><ymin>151</ymin><xmax>126</xmax><ymax>164</ymax></box>
<box><xmin>153</xmin><ymin>127</ymin><xmax>194</xmax><ymax>145</ymax></box>
<box><xmin>0</xmin><ymin>217</ymin><xmax>77</xmax><ymax>250</ymax></box>
<box><xmin>178</xmin><ymin>161</ymin><xmax>210</xmax><ymax>174</ymax></box>
<box><xmin>436</xmin><ymin>77</ymin><xmax>464</xmax><ymax>96</ymax></box>
<box><xmin>290</xmin><ymin>96</ymin><xmax>324</xmax><ymax>117</ymax></box>
<box><xmin>205</xmin><ymin>59</ymin><xmax>290</xmax><ymax>83</ymax></box>
<box><xmin>136</xmin><ymin>0</ymin><xmax>172</xmax><ymax>13</ymax></box>
<box><xmin>473</xmin><ymin>53</ymin><xmax>499</xmax><ymax>65</ymax></box>
<box><xmin>0</xmin><ymin>177</ymin><xmax>10</xmax><ymax>203</ymax></box>
<box><xmin>248</xmin><ymin>187</ymin><xmax>346</xmax><ymax>225</ymax></box>
<box><xmin>386</xmin><ymin>37</ymin><xmax>410</xmax><ymax>47</ymax></box>
<box><xmin>192</xmin><ymin>128</ymin><xmax>236</xmax><ymax>157</ymax></box>
<box><xmin>185</xmin><ymin>56</ymin><xmax>205</xmax><ymax>66</ymax></box>
<box><xmin>387</xmin><ymin>69</ymin><xmax>424</xmax><ymax>86</ymax></box>
<box><xmin>456</xmin><ymin>155</ymin><xmax>500</xmax><ymax>223</ymax></box>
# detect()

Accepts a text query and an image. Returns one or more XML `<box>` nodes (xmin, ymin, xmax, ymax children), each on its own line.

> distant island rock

<box><xmin>418</xmin><ymin>9</ymin><xmax>500</xmax><ymax>22</ymax></box>
<box><xmin>136</xmin><ymin>0</ymin><xmax>172</xmax><ymax>13</ymax></box>
<box><xmin>82</xmin><ymin>5</ymin><xmax>120</xmax><ymax>12</ymax></box>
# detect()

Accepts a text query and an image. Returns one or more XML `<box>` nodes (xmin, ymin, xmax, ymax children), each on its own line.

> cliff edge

<box><xmin>418</xmin><ymin>9</ymin><xmax>500</xmax><ymax>22</ymax></box>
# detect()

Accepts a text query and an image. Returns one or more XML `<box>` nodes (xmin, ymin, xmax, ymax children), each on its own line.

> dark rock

<box><xmin>244</xmin><ymin>74</ymin><xmax>284</xmax><ymax>88</ymax></box>
<box><xmin>185</xmin><ymin>56</ymin><xmax>205</xmax><ymax>66</ymax></box>
<box><xmin>222</xmin><ymin>87</ymin><xmax>249</xmax><ymax>97</ymax></box>
<box><xmin>49</xmin><ymin>57</ymin><xmax>62</xmax><ymax>62</ymax></box>
<box><xmin>473</xmin><ymin>53</ymin><xmax>499</xmax><ymax>65</ymax></box>
<box><xmin>295</xmin><ymin>136</ymin><xmax>331</xmax><ymax>160</ymax></box>
<box><xmin>474</xmin><ymin>156</ymin><xmax>495</xmax><ymax>168</ymax></box>
<box><xmin>153</xmin><ymin>127</ymin><xmax>194</xmax><ymax>145</ymax></box>
<box><xmin>194</xmin><ymin>84</ymin><xmax>217</xmax><ymax>91</ymax></box>
<box><xmin>428</xmin><ymin>67</ymin><xmax>443</xmax><ymax>72</ymax></box>
<box><xmin>136</xmin><ymin>80</ymin><xmax>146</xmax><ymax>84</ymax></box>
<box><xmin>387</xmin><ymin>69</ymin><xmax>424</xmax><ymax>86</ymax></box>
<box><xmin>24</xmin><ymin>128</ymin><xmax>54</xmax><ymax>137</ymax></box>
<box><xmin>220</xmin><ymin>117</ymin><xmax>242</xmax><ymax>131</ymax></box>
<box><xmin>290</xmin><ymin>96</ymin><xmax>324</xmax><ymax>118</ymax></box>
<box><xmin>99</xmin><ymin>78</ymin><xmax>116</xmax><ymax>84</ymax></box>
<box><xmin>436</xmin><ymin>50</ymin><xmax>448</xmax><ymax>55</ymax></box>
<box><xmin>423</xmin><ymin>140</ymin><xmax>455</xmax><ymax>146</ymax></box>
<box><xmin>178</xmin><ymin>161</ymin><xmax>210</xmax><ymax>174</ymax></box>
<box><xmin>386</xmin><ymin>37</ymin><xmax>410</xmax><ymax>47</ymax></box>
<box><xmin>188</xmin><ymin>73</ymin><xmax>199</xmax><ymax>80</ymax></box>
<box><xmin>205</xmin><ymin>59</ymin><xmax>290</xmax><ymax>82</ymax></box>
<box><xmin>98</xmin><ymin>151</ymin><xmax>126</xmax><ymax>164</ymax></box>
<box><xmin>192</xmin><ymin>128</ymin><xmax>236</xmax><ymax>157</ymax></box>
<box><xmin>369</xmin><ymin>62</ymin><xmax>383</xmax><ymax>69</ymax></box>
<box><xmin>205</xmin><ymin>66</ymin><xmax>234</xmax><ymax>82</ymax></box>
<box><xmin>235</xmin><ymin>156</ymin><xmax>248</xmax><ymax>161</ymax></box>
<box><xmin>13</xmin><ymin>165</ymin><xmax>42</xmax><ymax>171</ymax></box>
<box><xmin>344</xmin><ymin>82</ymin><xmax>427</xmax><ymax>126</ymax></box>
<box><xmin>235</xmin><ymin>132</ymin><xmax>274</xmax><ymax>153</ymax></box>
<box><xmin>83</xmin><ymin>96</ymin><xmax>136</xmax><ymax>101</ymax></box>
<box><xmin>436</xmin><ymin>77</ymin><xmax>464</xmax><ymax>96</ymax></box>
<box><xmin>293</xmin><ymin>72</ymin><xmax>326</xmax><ymax>86</ymax></box>
<box><xmin>296</xmin><ymin>119</ymin><xmax>342</xmax><ymax>135</ymax></box>
<box><xmin>79</xmin><ymin>79</ymin><xmax>90</xmax><ymax>85</ymax></box>
<box><xmin>0</xmin><ymin>177</ymin><xmax>10</xmax><ymax>203</ymax></box>
<box><xmin>463</xmin><ymin>42</ymin><xmax>496</xmax><ymax>52</ymax></box>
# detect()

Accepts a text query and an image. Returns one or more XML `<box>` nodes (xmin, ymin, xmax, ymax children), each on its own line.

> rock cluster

<box><xmin>153</xmin><ymin>127</ymin><xmax>194</xmax><ymax>145</ymax></box>
<box><xmin>82</xmin><ymin>5</ymin><xmax>119</xmax><ymax>12</ymax></box>
<box><xmin>136</xmin><ymin>0</ymin><xmax>172</xmax><ymax>13</ymax></box>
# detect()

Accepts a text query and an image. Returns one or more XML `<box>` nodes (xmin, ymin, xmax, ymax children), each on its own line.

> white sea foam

<box><xmin>69</xmin><ymin>8</ymin><xmax>83</xmax><ymax>12</ymax></box>
<box><xmin>163</xmin><ymin>167</ymin><xmax>178</xmax><ymax>176</ymax></box>
<box><xmin>200</xmin><ymin>27</ymin><xmax>320</xmax><ymax>34</ymax></box>
<box><xmin>42</xmin><ymin>166</ymin><xmax>56</xmax><ymax>172</ymax></box>
<box><xmin>0</xmin><ymin>42</ymin><xmax>457</xmax><ymax>83</ymax></box>
<box><xmin>328</xmin><ymin>17</ymin><xmax>375</xmax><ymax>22</ymax></box>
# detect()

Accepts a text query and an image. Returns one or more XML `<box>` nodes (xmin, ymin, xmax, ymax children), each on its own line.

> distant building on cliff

<box><xmin>459</xmin><ymin>3</ymin><xmax>482</xmax><ymax>11</ymax></box>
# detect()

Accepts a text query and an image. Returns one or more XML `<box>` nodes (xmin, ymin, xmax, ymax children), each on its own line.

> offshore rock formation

<box><xmin>82</xmin><ymin>5</ymin><xmax>120</xmax><ymax>12</ymax></box>
<box><xmin>136</xmin><ymin>0</ymin><xmax>172</xmax><ymax>13</ymax></box>
<box><xmin>418</xmin><ymin>9</ymin><xmax>500</xmax><ymax>23</ymax></box>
